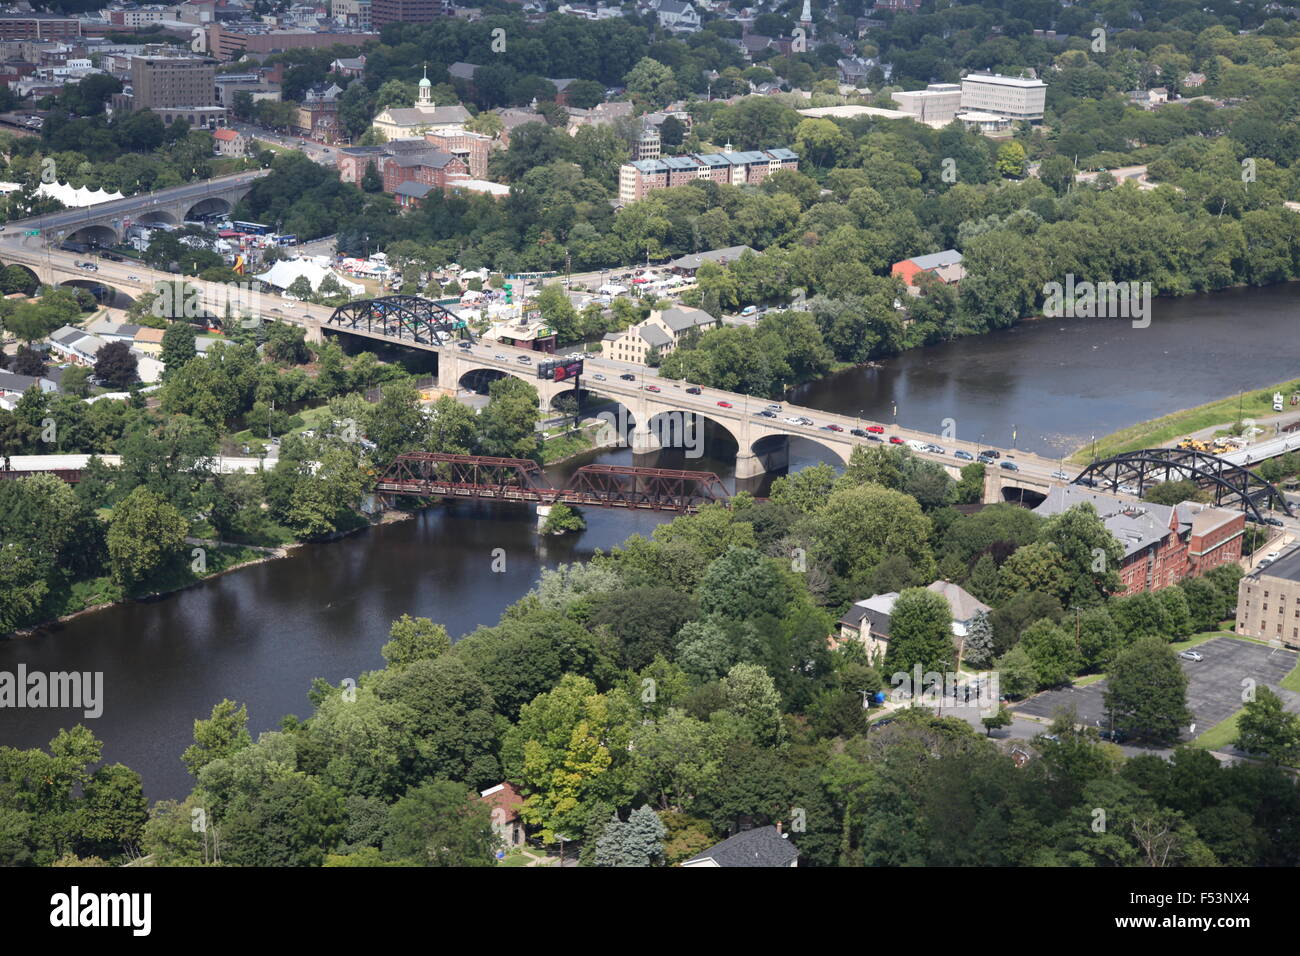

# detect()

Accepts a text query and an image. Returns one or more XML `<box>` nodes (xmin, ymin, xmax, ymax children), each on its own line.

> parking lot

<box><xmin>1015</xmin><ymin>636</ymin><xmax>1300</xmax><ymax>744</ymax></box>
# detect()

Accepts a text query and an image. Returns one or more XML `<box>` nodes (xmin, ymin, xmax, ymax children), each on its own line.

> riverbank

<box><xmin>1070</xmin><ymin>377</ymin><xmax>1300</xmax><ymax>464</ymax></box>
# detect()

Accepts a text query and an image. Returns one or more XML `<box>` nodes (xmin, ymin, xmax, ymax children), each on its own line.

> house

<box><xmin>891</xmin><ymin>250</ymin><xmax>965</xmax><ymax>287</ymax></box>
<box><xmin>681</xmin><ymin>825</ymin><xmax>799</xmax><ymax>867</ymax></box>
<box><xmin>1182</xmin><ymin>72</ymin><xmax>1206</xmax><ymax>89</ymax></box>
<box><xmin>0</xmin><ymin>369</ymin><xmax>59</xmax><ymax>405</ymax></box>
<box><xmin>47</xmin><ymin>326</ymin><xmax>106</xmax><ymax>365</ymax></box>
<box><xmin>212</xmin><ymin>127</ymin><xmax>246</xmax><ymax>157</ymax></box>
<box><xmin>601</xmin><ymin>306</ymin><xmax>718</xmax><ymax>365</ymax></box>
<box><xmin>330</xmin><ymin>55</ymin><xmax>366</xmax><ymax>78</ymax></box>
<box><xmin>656</xmin><ymin>0</ymin><xmax>700</xmax><ymax>31</ymax></box>
<box><xmin>837</xmin><ymin>580</ymin><xmax>990</xmax><ymax>660</ymax></box>
<box><xmin>668</xmin><ymin>245</ymin><xmax>756</xmax><ymax>276</ymax></box>
<box><xmin>1033</xmin><ymin>487</ymin><xmax>1245</xmax><ymax>596</ymax></box>
<box><xmin>837</xmin><ymin>56</ymin><xmax>883</xmax><ymax>85</ymax></box>
<box><xmin>132</xmin><ymin>327</ymin><xmax>165</xmax><ymax>356</ymax></box>
<box><xmin>479</xmin><ymin>782</ymin><xmax>526</xmax><ymax>848</ymax></box>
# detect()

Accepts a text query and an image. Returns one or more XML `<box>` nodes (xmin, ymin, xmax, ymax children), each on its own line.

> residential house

<box><xmin>133</xmin><ymin>327</ymin><xmax>165</xmax><ymax>356</ymax></box>
<box><xmin>479</xmin><ymin>782</ymin><xmax>526</xmax><ymax>848</ymax></box>
<box><xmin>47</xmin><ymin>325</ymin><xmax>106</xmax><ymax>365</ymax></box>
<box><xmin>1182</xmin><ymin>72</ymin><xmax>1206</xmax><ymax>90</ymax></box>
<box><xmin>682</xmin><ymin>825</ymin><xmax>799</xmax><ymax>867</ymax></box>
<box><xmin>212</xmin><ymin>126</ymin><xmax>246</xmax><ymax>156</ymax></box>
<box><xmin>601</xmin><ymin>305</ymin><xmax>718</xmax><ymax>364</ymax></box>
<box><xmin>656</xmin><ymin>0</ymin><xmax>700</xmax><ymax>31</ymax></box>
<box><xmin>837</xmin><ymin>580</ymin><xmax>991</xmax><ymax>661</ymax></box>
<box><xmin>330</xmin><ymin>54</ymin><xmax>366</xmax><ymax>78</ymax></box>
<box><xmin>0</xmin><ymin>369</ymin><xmax>59</xmax><ymax>407</ymax></box>
<box><xmin>891</xmin><ymin>250</ymin><xmax>965</xmax><ymax>287</ymax></box>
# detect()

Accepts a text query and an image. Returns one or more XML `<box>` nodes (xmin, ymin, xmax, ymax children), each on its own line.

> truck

<box><xmin>905</xmin><ymin>439</ymin><xmax>929</xmax><ymax>452</ymax></box>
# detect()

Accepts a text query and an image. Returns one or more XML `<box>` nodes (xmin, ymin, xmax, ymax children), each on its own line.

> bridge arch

<box><xmin>0</xmin><ymin>262</ymin><xmax>40</xmax><ymax>294</ymax></box>
<box><xmin>185</xmin><ymin>197</ymin><xmax>234</xmax><ymax>220</ymax></box>
<box><xmin>646</xmin><ymin>408</ymin><xmax>740</xmax><ymax>460</ymax></box>
<box><xmin>458</xmin><ymin>365</ymin><xmax>537</xmax><ymax>395</ymax></box>
<box><xmin>64</xmin><ymin>224</ymin><xmax>118</xmax><ymax>247</ymax></box>
<box><xmin>752</xmin><ymin>431</ymin><xmax>851</xmax><ymax>467</ymax></box>
<box><xmin>1073</xmin><ymin>448</ymin><xmax>1292</xmax><ymax>521</ymax></box>
<box><xmin>58</xmin><ymin>278</ymin><xmax>135</xmax><ymax>309</ymax></box>
<box><xmin>134</xmin><ymin>210</ymin><xmax>180</xmax><ymax>228</ymax></box>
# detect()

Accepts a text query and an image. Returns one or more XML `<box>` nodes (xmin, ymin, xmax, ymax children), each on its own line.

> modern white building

<box><xmin>959</xmin><ymin>73</ymin><xmax>1046</xmax><ymax>123</ymax></box>
<box><xmin>891</xmin><ymin>83</ymin><xmax>962</xmax><ymax>125</ymax></box>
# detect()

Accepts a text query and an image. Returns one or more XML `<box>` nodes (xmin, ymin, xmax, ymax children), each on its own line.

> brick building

<box><xmin>370</xmin><ymin>0</ymin><xmax>451</xmax><ymax>27</ymax></box>
<box><xmin>336</xmin><ymin>144</ymin><xmax>389</xmax><ymax>183</ymax></box>
<box><xmin>382</xmin><ymin>149</ymin><xmax>469</xmax><ymax>194</ymax></box>
<box><xmin>617</xmin><ymin>147</ymin><xmax>799</xmax><ymax>205</ymax></box>
<box><xmin>1034</xmin><ymin>487</ymin><xmax>1245</xmax><ymax>596</ymax></box>
<box><xmin>424</xmin><ymin>127</ymin><xmax>492</xmax><ymax>179</ymax></box>
<box><xmin>1236</xmin><ymin>547</ymin><xmax>1300</xmax><ymax>648</ymax></box>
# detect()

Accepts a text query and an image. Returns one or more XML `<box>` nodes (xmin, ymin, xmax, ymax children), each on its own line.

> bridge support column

<box><xmin>630</xmin><ymin>426</ymin><xmax>661</xmax><ymax>455</ymax></box>
<box><xmin>536</xmin><ymin>504</ymin><xmax>552</xmax><ymax>532</ymax></box>
<box><xmin>303</xmin><ymin>320</ymin><xmax>323</xmax><ymax>345</ymax></box>
<box><xmin>734</xmin><ymin>451</ymin><xmax>768</xmax><ymax>481</ymax></box>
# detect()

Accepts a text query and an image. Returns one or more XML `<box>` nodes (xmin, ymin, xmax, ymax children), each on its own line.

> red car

<box><xmin>643</xmin><ymin>384</ymin><xmax>661</xmax><ymax>392</ymax></box>
<box><xmin>717</xmin><ymin>400</ymin><xmax>733</xmax><ymax>408</ymax></box>
<box><xmin>866</xmin><ymin>425</ymin><xmax>885</xmax><ymax>434</ymax></box>
<box><xmin>824</xmin><ymin>423</ymin><xmax>844</xmax><ymax>432</ymax></box>
<box><xmin>889</xmin><ymin>436</ymin><xmax>904</xmax><ymax>445</ymax></box>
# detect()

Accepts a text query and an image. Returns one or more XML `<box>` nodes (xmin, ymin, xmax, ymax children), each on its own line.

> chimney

<box><xmin>775</xmin><ymin>820</ymin><xmax>783</xmax><ymax>834</ymax></box>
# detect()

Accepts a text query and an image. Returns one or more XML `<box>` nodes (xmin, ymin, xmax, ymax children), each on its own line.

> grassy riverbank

<box><xmin>1070</xmin><ymin>378</ymin><xmax>1300</xmax><ymax>464</ymax></box>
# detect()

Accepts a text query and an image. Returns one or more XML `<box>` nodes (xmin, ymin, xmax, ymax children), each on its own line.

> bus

<box><xmin>231</xmin><ymin>221</ymin><xmax>270</xmax><ymax>235</ymax></box>
<box><xmin>271</xmin><ymin>234</ymin><xmax>297</xmax><ymax>246</ymax></box>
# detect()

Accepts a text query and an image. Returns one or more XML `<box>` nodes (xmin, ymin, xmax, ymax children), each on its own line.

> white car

<box><xmin>494</xmin><ymin>354</ymin><xmax>507</xmax><ymax>360</ymax></box>
<box><xmin>1178</xmin><ymin>650</ymin><xmax>1204</xmax><ymax>662</ymax></box>
<box><xmin>767</xmin><ymin>404</ymin><xmax>782</xmax><ymax>412</ymax></box>
<box><xmin>1052</xmin><ymin>470</ymin><xmax>1070</xmax><ymax>480</ymax></box>
<box><xmin>1119</xmin><ymin>484</ymin><xmax>1140</xmax><ymax>495</ymax></box>
<box><xmin>784</xmin><ymin>416</ymin><xmax>804</xmax><ymax>426</ymax></box>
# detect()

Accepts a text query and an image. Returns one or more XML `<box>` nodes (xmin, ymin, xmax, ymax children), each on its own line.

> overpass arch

<box><xmin>57</xmin><ymin>278</ymin><xmax>135</xmax><ymax>309</ymax></box>
<box><xmin>752</xmin><ymin>431</ymin><xmax>852</xmax><ymax>468</ymax></box>
<box><xmin>0</xmin><ymin>262</ymin><xmax>40</xmax><ymax>294</ymax></box>
<box><xmin>65</xmin><ymin>224</ymin><xmax>118</xmax><ymax>247</ymax></box>
<box><xmin>135</xmin><ymin>210</ymin><xmax>180</xmax><ymax>227</ymax></box>
<box><xmin>185</xmin><ymin>197</ymin><xmax>234</xmax><ymax>220</ymax></box>
<box><xmin>646</xmin><ymin>408</ymin><xmax>739</xmax><ymax>460</ymax></box>
<box><xmin>457</xmin><ymin>365</ymin><xmax>537</xmax><ymax>395</ymax></box>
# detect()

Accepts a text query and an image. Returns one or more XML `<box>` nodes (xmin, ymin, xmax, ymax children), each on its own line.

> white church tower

<box><xmin>418</xmin><ymin>64</ymin><xmax>432</xmax><ymax>107</ymax></box>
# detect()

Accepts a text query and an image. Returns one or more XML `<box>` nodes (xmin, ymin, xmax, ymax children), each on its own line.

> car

<box><xmin>785</xmin><ymin>416</ymin><xmax>804</xmax><ymax>425</ymax></box>
<box><xmin>1178</xmin><ymin>650</ymin><xmax>1204</xmax><ymax>662</ymax></box>
<box><xmin>517</xmin><ymin>355</ymin><xmax>532</xmax><ymax>363</ymax></box>
<box><xmin>889</xmin><ymin>436</ymin><xmax>904</xmax><ymax>445</ymax></box>
<box><xmin>1051</xmin><ymin>469</ymin><xmax>1070</xmax><ymax>480</ymax></box>
<box><xmin>1040</xmin><ymin>734</ymin><xmax>1061</xmax><ymax>743</ymax></box>
<box><xmin>1118</xmin><ymin>484</ymin><xmax>1139</xmax><ymax>495</ymax></box>
<box><xmin>866</xmin><ymin>435</ymin><xmax>883</xmax><ymax>442</ymax></box>
<box><xmin>270</xmin><ymin>307</ymin><xmax>281</xmax><ymax>313</ymax></box>
<box><xmin>620</xmin><ymin>373</ymin><xmax>636</xmax><ymax>381</ymax></box>
<box><xmin>850</xmin><ymin>428</ymin><xmax>868</xmax><ymax>437</ymax></box>
<box><xmin>740</xmin><ymin>306</ymin><xmax>758</xmax><ymax>316</ymax></box>
<box><xmin>757</xmin><ymin>410</ymin><xmax>776</xmax><ymax>418</ymax></box>
<box><xmin>824</xmin><ymin>423</ymin><xmax>844</xmax><ymax>432</ymax></box>
<box><xmin>716</xmin><ymin>400</ymin><xmax>732</xmax><ymax>408</ymax></box>
<box><xmin>1076</xmin><ymin>476</ymin><xmax>1098</xmax><ymax>488</ymax></box>
<box><xmin>1265</xmin><ymin>551</ymin><xmax>1281</xmax><ymax>561</ymax></box>
<box><xmin>1000</xmin><ymin>460</ymin><xmax>1020</xmax><ymax>471</ymax></box>
<box><xmin>592</xmin><ymin>373</ymin><xmax>606</xmax><ymax>381</ymax></box>
<box><xmin>766</xmin><ymin>404</ymin><xmax>781</xmax><ymax>412</ymax></box>
<box><xmin>954</xmin><ymin>449</ymin><xmax>974</xmax><ymax>461</ymax></box>
<box><xmin>1257</xmin><ymin>558</ymin><xmax>1274</xmax><ymax>569</ymax></box>
<box><xmin>644</xmin><ymin>384</ymin><xmax>661</xmax><ymax>392</ymax></box>
<box><xmin>982</xmin><ymin>450</ymin><xmax>1001</xmax><ymax>459</ymax></box>
<box><xmin>866</xmin><ymin>425</ymin><xmax>885</xmax><ymax>434</ymax></box>
<box><xmin>685</xmin><ymin>386</ymin><xmax>702</xmax><ymax>395</ymax></box>
<box><xmin>127</xmin><ymin>274</ymin><xmax>140</xmax><ymax>281</ymax></box>
<box><xmin>494</xmin><ymin>354</ymin><xmax>507</xmax><ymax>360</ymax></box>
<box><xmin>977</xmin><ymin>453</ymin><xmax>996</xmax><ymax>464</ymax></box>
<box><xmin>926</xmin><ymin>444</ymin><xmax>945</xmax><ymax>454</ymax></box>
<box><xmin>1265</xmin><ymin>516</ymin><xmax>1284</xmax><ymax>527</ymax></box>
<box><xmin>1098</xmin><ymin>728</ymin><xmax>1128</xmax><ymax>743</ymax></box>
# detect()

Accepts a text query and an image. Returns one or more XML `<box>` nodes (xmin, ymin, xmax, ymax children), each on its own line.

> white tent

<box><xmin>255</xmin><ymin>258</ymin><xmax>364</xmax><ymax>296</ymax></box>
<box><xmin>35</xmin><ymin>181</ymin><xmax>125</xmax><ymax>208</ymax></box>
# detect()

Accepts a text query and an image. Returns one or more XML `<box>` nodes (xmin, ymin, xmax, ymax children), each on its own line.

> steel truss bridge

<box><xmin>327</xmin><ymin>295</ymin><xmax>476</xmax><ymax>346</ymax></box>
<box><xmin>376</xmin><ymin>452</ymin><xmax>732</xmax><ymax>512</ymax></box>
<box><xmin>1073</xmin><ymin>448</ymin><xmax>1293</xmax><ymax>522</ymax></box>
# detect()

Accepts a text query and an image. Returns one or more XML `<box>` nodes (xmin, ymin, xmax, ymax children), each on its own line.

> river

<box><xmin>1</xmin><ymin>282</ymin><xmax>1296</xmax><ymax>799</ymax></box>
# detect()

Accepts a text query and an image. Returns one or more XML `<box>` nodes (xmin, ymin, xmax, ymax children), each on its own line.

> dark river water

<box><xmin>2</xmin><ymin>282</ymin><xmax>1297</xmax><ymax>799</ymax></box>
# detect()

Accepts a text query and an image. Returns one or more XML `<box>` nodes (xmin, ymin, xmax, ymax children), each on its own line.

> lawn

<box><xmin>1193</xmin><ymin>711</ymin><xmax>1242</xmax><ymax>751</ymax></box>
<box><xmin>1070</xmin><ymin>378</ymin><xmax>1300</xmax><ymax>463</ymax></box>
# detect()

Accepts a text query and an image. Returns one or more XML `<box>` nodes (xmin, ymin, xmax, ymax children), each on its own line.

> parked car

<box><xmin>1000</xmin><ymin>460</ymin><xmax>1020</xmax><ymax>471</ymax></box>
<box><xmin>954</xmin><ymin>449</ymin><xmax>974</xmax><ymax>460</ymax></box>
<box><xmin>1178</xmin><ymin>650</ymin><xmax>1204</xmax><ymax>662</ymax></box>
<box><xmin>740</xmin><ymin>305</ymin><xmax>758</xmax><ymax>316</ymax></box>
<box><xmin>1098</xmin><ymin>728</ymin><xmax>1128</xmax><ymax>743</ymax></box>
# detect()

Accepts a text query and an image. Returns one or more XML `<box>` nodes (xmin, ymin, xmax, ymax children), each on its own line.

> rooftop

<box><xmin>682</xmin><ymin>825</ymin><xmax>799</xmax><ymax>867</ymax></box>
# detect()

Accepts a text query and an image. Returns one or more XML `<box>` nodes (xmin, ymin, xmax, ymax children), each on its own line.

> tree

<box><xmin>1104</xmin><ymin>637</ymin><xmax>1191</xmax><ymax>745</ymax></box>
<box><xmin>996</xmin><ymin>141</ymin><xmax>1027</xmax><ymax>178</ymax></box>
<box><xmin>160</xmin><ymin>322</ymin><xmax>197</xmax><ymax>379</ymax></box>
<box><xmin>476</xmin><ymin>376</ymin><xmax>538</xmax><ymax>460</ymax></box>
<box><xmin>994</xmin><ymin>645</ymin><xmax>1037</xmax><ymax>699</ymax></box>
<box><xmin>60</xmin><ymin>364</ymin><xmax>92</xmax><ymax>398</ymax></box>
<box><xmin>541</xmin><ymin>503</ymin><xmax>585</xmax><ymax>535</ymax></box>
<box><xmin>94</xmin><ymin>341</ymin><xmax>138</xmax><ymax>390</ymax></box>
<box><xmin>383</xmin><ymin>779</ymin><xmax>497</xmax><ymax>866</ymax></box>
<box><xmin>721</xmin><ymin>662</ymin><xmax>785</xmax><ymax>747</ymax></box>
<box><xmin>884</xmin><ymin>587</ymin><xmax>954</xmax><ymax>677</ymax></box>
<box><xmin>106</xmin><ymin>485</ymin><xmax>187</xmax><ymax>587</ymax></box>
<box><xmin>381</xmin><ymin>614</ymin><xmax>451</xmax><ymax>669</ymax></box>
<box><xmin>963</xmin><ymin>609</ymin><xmax>995</xmax><ymax>668</ymax></box>
<box><xmin>981</xmin><ymin>707</ymin><xmax>1013</xmax><ymax>736</ymax></box>
<box><xmin>624</xmin><ymin>58</ymin><xmax>677</xmax><ymax>110</ymax></box>
<box><xmin>181</xmin><ymin>699</ymin><xmax>252</xmax><ymax>777</ymax></box>
<box><xmin>13</xmin><ymin>345</ymin><xmax>46</xmax><ymax>377</ymax></box>
<box><xmin>1018</xmin><ymin>619</ymin><xmax>1079</xmax><ymax>688</ymax></box>
<box><xmin>1235</xmin><ymin>686</ymin><xmax>1300</xmax><ymax>766</ymax></box>
<box><xmin>593</xmin><ymin>805</ymin><xmax>667</xmax><ymax>866</ymax></box>
<box><xmin>361</xmin><ymin>160</ymin><xmax>382</xmax><ymax>193</ymax></box>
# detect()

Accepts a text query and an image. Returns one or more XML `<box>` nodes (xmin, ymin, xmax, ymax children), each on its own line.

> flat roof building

<box><xmin>960</xmin><ymin>73</ymin><xmax>1047</xmax><ymax>123</ymax></box>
